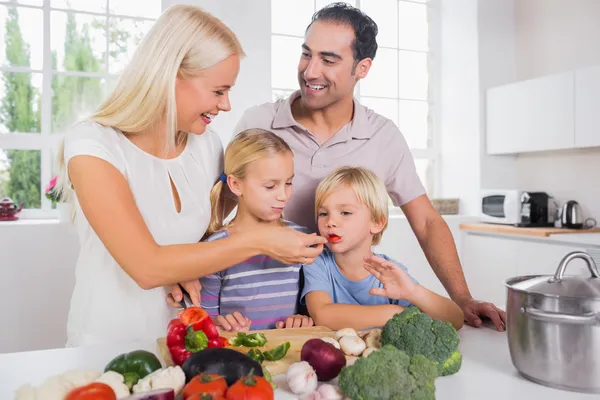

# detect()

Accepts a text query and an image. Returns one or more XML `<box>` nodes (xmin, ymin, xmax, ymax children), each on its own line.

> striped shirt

<box><xmin>200</xmin><ymin>221</ymin><xmax>309</xmax><ymax>330</ymax></box>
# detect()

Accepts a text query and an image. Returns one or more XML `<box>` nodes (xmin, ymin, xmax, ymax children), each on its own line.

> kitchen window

<box><xmin>271</xmin><ymin>0</ymin><xmax>439</xmax><ymax>204</ymax></box>
<box><xmin>0</xmin><ymin>0</ymin><xmax>159</xmax><ymax>219</ymax></box>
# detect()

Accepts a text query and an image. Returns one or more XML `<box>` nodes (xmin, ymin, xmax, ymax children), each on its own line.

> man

<box><xmin>233</xmin><ymin>3</ymin><xmax>506</xmax><ymax>331</ymax></box>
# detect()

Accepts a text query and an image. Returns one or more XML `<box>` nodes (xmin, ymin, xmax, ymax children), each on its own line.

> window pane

<box><xmin>52</xmin><ymin>76</ymin><xmax>105</xmax><ymax>133</ymax></box>
<box><xmin>271</xmin><ymin>0</ymin><xmax>315</xmax><ymax>37</ymax></box>
<box><xmin>398</xmin><ymin>1</ymin><xmax>428</xmax><ymax>51</ymax></box>
<box><xmin>0</xmin><ymin>149</ymin><xmax>41</xmax><ymax>209</ymax></box>
<box><xmin>109</xmin><ymin>1</ymin><xmax>161</xmax><ymax>19</ymax></box>
<box><xmin>108</xmin><ymin>17</ymin><xmax>154</xmax><ymax>74</ymax></box>
<box><xmin>361</xmin><ymin>97</ymin><xmax>398</xmax><ymax>127</ymax></box>
<box><xmin>316</xmin><ymin>0</ymin><xmax>356</xmax><ymax>11</ymax></box>
<box><xmin>360</xmin><ymin>48</ymin><xmax>397</xmax><ymax>98</ymax></box>
<box><xmin>50</xmin><ymin>0</ymin><xmax>107</xmax><ymax>13</ymax></box>
<box><xmin>271</xmin><ymin>35</ymin><xmax>303</xmax><ymax>90</ymax></box>
<box><xmin>51</xmin><ymin>11</ymin><xmax>107</xmax><ymax>73</ymax></box>
<box><xmin>361</xmin><ymin>0</ymin><xmax>396</xmax><ymax>48</ymax></box>
<box><xmin>398</xmin><ymin>50</ymin><xmax>428</xmax><ymax>100</ymax></box>
<box><xmin>414</xmin><ymin>158</ymin><xmax>430</xmax><ymax>194</ymax></box>
<box><xmin>0</xmin><ymin>5</ymin><xmax>44</xmax><ymax>70</ymax></box>
<box><xmin>399</xmin><ymin>100</ymin><xmax>429</xmax><ymax>149</ymax></box>
<box><xmin>0</xmin><ymin>72</ymin><xmax>42</xmax><ymax>134</ymax></box>
<box><xmin>272</xmin><ymin>89</ymin><xmax>295</xmax><ymax>102</ymax></box>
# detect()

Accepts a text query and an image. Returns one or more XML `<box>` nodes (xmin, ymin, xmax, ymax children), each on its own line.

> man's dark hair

<box><xmin>308</xmin><ymin>2</ymin><xmax>378</xmax><ymax>63</ymax></box>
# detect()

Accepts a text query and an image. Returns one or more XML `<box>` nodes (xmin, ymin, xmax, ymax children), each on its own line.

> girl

<box><xmin>200</xmin><ymin>128</ymin><xmax>316</xmax><ymax>331</ymax></box>
<box><xmin>57</xmin><ymin>5</ymin><xmax>325</xmax><ymax>347</ymax></box>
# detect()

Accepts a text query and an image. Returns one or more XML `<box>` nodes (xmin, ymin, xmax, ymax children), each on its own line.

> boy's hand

<box><xmin>276</xmin><ymin>314</ymin><xmax>314</xmax><ymax>329</ymax></box>
<box><xmin>214</xmin><ymin>312</ymin><xmax>252</xmax><ymax>332</ymax></box>
<box><xmin>364</xmin><ymin>255</ymin><xmax>418</xmax><ymax>303</ymax></box>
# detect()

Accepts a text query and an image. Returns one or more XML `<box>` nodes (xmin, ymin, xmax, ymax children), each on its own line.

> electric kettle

<box><xmin>561</xmin><ymin>200</ymin><xmax>584</xmax><ymax>229</ymax></box>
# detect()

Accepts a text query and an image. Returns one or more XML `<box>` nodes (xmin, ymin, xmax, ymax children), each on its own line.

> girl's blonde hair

<box><xmin>207</xmin><ymin>128</ymin><xmax>292</xmax><ymax>237</ymax></box>
<box><xmin>55</xmin><ymin>4</ymin><xmax>244</xmax><ymax>203</ymax></box>
<box><xmin>315</xmin><ymin>166</ymin><xmax>389</xmax><ymax>245</ymax></box>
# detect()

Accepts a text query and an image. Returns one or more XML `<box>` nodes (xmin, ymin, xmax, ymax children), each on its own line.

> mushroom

<box><xmin>364</xmin><ymin>328</ymin><xmax>382</xmax><ymax>349</ymax></box>
<box><xmin>338</xmin><ymin>335</ymin><xmax>367</xmax><ymax>356</ymax></box>
<box><xmin>320</xmin><ymin>337</ymin><xmax>341</xmax><ymax>350</ymax></box>
<box><xmin>334</xmin><ymin>328</ymin><xmax>358</xmax><ymax>341</ymax></box>
<box><xmin>362</xmin><ymin>347</ymin><xmax>378</xmax><ymax>358</ymax></box>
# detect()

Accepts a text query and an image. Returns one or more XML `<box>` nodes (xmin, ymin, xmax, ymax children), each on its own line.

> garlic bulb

<box><xmin>339</xmin><ymin>335</ymin><xmax>367</xmax><ymax>356</ymax></box>
<box><xmin>286</xmin><ymin>361</ymin><xmax>318</xmax><ymax>395</ymax></box>
<box><xmin>317</xmin><ymin>383</ymin><xmax>345</xmax><ymax>399</ymax></box>
<box><xmin>334</xmin><ymin>328</ymin><xmax>358</xmax><ymax>341</ymax></box>
<box><xmin>320</xmin><ymin>337</ymin><xmax>341</xmax><ymax>349</ymax></box>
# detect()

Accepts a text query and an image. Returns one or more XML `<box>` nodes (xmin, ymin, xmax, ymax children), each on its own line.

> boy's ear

<box><xmin>227</xmin><ymin>175</ymin><xmax>243</xmax><ymax>197</ymax></box>
<box><xmin>370</xmin><ymin>216</ymin><xmax>386</xmax><ymax>236</ymax></box>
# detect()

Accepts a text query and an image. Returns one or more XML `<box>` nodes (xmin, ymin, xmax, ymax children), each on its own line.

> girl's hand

<box><xmin>166</xmin><ymin>280</ymin><xmax>202</xmax><ymax>308</ymax></box>
<box><xmin>276</xmin><ymin>314</ymin><xmax>314</xmax><ymax>329</ymax></box>
<box><xmin>214</xmin><ymin>312</ymin><xmax>252</xmax><ymax>332</ymax></box>
<box><xmin>364</xmin><ymin>255</ymin><xmax>419</xmax><ymax>303</ymax></box>
<box><xmin>253</xmin><ymin>226</ymin><xmax>327</xmax><ymax>265</ymax></box>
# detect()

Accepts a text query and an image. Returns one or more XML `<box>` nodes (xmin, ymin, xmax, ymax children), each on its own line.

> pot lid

<box><xmin>507</xmin><ymin>251</ymin><xmax>600</xmax><ymax>299</ymax></box>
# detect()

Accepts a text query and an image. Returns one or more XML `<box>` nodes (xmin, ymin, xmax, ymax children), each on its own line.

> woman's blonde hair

<box><xmin>207</xmin><ymin>128</ymin><xmax>292</xmax><ymax>237</ymax></box>
<box><xmin>315</xmin><ymin>166</ymin><xmax>389</xmax><ymax>245</ymax></box>
<box><xmin>55</xmin><ymin>4</ymin><xmax>244</xmax><ymax>203</ymax></box>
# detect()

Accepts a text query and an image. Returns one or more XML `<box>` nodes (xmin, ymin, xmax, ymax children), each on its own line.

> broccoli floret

<box><xmin>338</xmin><ymin>345</ymin><xmax>437</xmax><ymax>400</ymax></box>
<box><xmin>381</xmin><ymin>306</ymin><xmax>462</xmax><ymax>376</ymax></box>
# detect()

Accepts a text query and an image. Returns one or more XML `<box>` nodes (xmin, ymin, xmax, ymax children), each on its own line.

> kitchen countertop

<box><xmin>1</xmin><ymin>326</ymin><xmax>597</xmax><ymax>399</ymax></box>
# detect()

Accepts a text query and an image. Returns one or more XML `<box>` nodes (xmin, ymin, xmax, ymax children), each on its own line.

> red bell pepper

<box><xmin>166</xmin><ymin>318</ymin><xmax>192</xmax><ymax>365</ymax></box>
<box><xmin>198</xmin><ymin>317</ymin><xmax>219</xmax><ymax>340</ymax></box>
<box><xmin>208</xmin><ymin>336</ymin><xmax>228</xmax><ymax>348</ymax></box>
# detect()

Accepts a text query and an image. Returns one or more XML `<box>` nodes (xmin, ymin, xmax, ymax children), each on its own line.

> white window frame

<box><xmin>0</xmin><ymin>1</ymin><xmax>155</xmax><ymax>219</ymax></box>
<box><xmin>270</xmin><ymin>0</ymin><xmax>441</xmax><ymax>210</ymax></box>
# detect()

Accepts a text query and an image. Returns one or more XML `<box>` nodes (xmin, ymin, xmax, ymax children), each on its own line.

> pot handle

<box><xmin>521</xmin><ymin>307</ymin><xmax>599</xmax><ymax>325</ymax></box>
<box><xmin>549</xmin><ymin>251</ymin><xmax>600</xmax><ymax>282</ymax></box>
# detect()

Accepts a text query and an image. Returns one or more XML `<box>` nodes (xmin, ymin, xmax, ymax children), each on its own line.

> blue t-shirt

<box><xmin>300</xmin><ymin>248</ymin><xmax>417</xmax><ymax>308</ymax></box>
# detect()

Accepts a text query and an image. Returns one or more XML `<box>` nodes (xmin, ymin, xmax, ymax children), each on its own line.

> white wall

<box><xmin>513</xmin><ymin>0</ymin><xmax>600</xmax><ymax>219</ymax></box>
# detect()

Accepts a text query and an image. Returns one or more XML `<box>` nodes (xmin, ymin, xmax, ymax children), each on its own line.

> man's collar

<box><xmin>271</xmin><ymin>90</ymin><xmax>373</xmax><ymax>139</ymax></box>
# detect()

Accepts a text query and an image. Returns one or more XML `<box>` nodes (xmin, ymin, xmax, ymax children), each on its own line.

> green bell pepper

<box><xmin>263</xmin><ymin>341</ymin><xmax>290</xmax><ymax>361</ymax></box>
<box><xmin>247</xmin><ymin>348</ymin><xmax>265</xmax><ymax>364</ymax></box>
<box><xmin>229</xmin><ymin>332</ymin><xmax>268</xmax><ymax>347</ymax></box>
<box><xmin>104</xmin><ymin>349</ymin><xmax>162</xmax><ymax>389</ymax></box>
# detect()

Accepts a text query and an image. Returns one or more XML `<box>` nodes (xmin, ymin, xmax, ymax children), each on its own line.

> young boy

<box><xmin>301</xmin><ymin>166</ymin><xmax>464</xmax><ymax>331</ymax></box>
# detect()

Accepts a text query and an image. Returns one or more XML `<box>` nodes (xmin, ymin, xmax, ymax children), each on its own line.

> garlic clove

<box><xmin>317</xmin><ymin>383</ymin><xmax>344</xmax><ymax>400</ymax></box>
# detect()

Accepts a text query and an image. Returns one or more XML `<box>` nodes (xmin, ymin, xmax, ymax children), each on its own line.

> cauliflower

<box><xmin>14</xmin><ymin>369</ymin><xmax>101</xmax><ymax>400</ymax></box>
<box><xmin>94</xmin><ymin>371</ymin><xmax>130</xmax><ymax>399</ymax></box>
<box><xmin>132</xmin><ymin>366</ymin><xmax>185</xmax><ymax>395</ymax></box>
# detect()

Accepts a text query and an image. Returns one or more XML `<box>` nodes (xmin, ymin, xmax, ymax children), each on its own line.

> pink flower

<box><xmin>45</xmin><ymin>176</ymin><xmax>59</xmax><ymax>195</ymax></box>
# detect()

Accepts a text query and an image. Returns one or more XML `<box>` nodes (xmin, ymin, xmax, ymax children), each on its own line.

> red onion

<box><xmin>301</xmin><ymin>338</ymin><xmax>347</xmax><ymax>381</ymax></box>
<box><xmin>122</xmin><ymin>388</ymin><xmax>174</xmax><ymax>400</ymax></box>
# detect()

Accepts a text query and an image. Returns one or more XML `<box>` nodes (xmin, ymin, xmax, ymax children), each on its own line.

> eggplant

<box><xmin>181</xmin><ymin>348</ymin><xmax>263</xmax><ymax>386</ymax></box>
<box><xmin>122</xmin><ymin>388</ymin><xmax>174</xmax><ymax>400</ymax></box>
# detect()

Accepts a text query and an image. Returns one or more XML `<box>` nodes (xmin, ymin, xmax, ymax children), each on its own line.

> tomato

<box><xmin>187</xmin><ymin>394</ymin><xmax>227</xmax><ymax>400</ymax></box>
<box><xmin>182</xmin><ymin>373</ymin><xmax>228</xmax><ymax>399</ymax></box>
<box><xmin>180</xmin><ymin>307</ymin><xmax>209</xmax><ymax>327</ymax></box>
<box><xmin>65</xmin><ymin>382</ymin><xmax>117</xmax><ymax>400</ymax></box>
<box><xmin>225</xmin><ymin>375</ymin><xmax>273</xmax><ymax>400</ymax></box>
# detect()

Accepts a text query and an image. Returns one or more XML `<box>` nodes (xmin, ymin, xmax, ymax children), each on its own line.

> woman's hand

<box><xmin>214</xmin><ymin>312</ymin><xmax>252</xmax><ymax>332</ymax></box>
<box><xmin>250</xmin><ymin>226</ymin><xmax>327</xmax><ymax>265</ymax></box>
<box><xmin>276</xmin><ymin>314</ymin><xmax>314</xmax><ymax>329</ymax></box>
<box><xmin>166</xmin><ymin>280</ymin><xmax>202</xmax><ymax>308</ymax></box>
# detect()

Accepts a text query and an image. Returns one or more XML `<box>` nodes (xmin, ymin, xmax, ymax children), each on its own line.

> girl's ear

<box><xmin>228</xmin><ymin>175</ymin><xmax>243</xmax><ymax>197</ymax></box>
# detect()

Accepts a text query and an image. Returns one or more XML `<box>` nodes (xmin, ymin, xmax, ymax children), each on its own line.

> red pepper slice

<box><xmin>327</xmin><ymin>234</ymin><xmax>342</xmax><ymax>243</ymax></box>
<box><xmin>180</xmin><ymin>307</ymin><xmax>210</xmax><ymax>328</ymax></box>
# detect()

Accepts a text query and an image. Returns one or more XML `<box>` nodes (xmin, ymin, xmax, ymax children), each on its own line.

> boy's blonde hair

<box><xmin>56</xmin><ymin>4</ymin><xmax>245</xmax><ymax>203</ymax></box>
<box><xmin>206</xmin><ymin>129</ymin><xmax>292</xmax><ymax>236</ymax></box>
<box><xmin>315</xmin><ymin>166</ymin><xmax>389</xmax><ymax>245</ymax></box>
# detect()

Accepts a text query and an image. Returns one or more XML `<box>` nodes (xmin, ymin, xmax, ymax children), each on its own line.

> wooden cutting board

<box><xmin>156</xmin><ymin>326</ymin><xmax>340</xmax><ymax>375</ymax></box>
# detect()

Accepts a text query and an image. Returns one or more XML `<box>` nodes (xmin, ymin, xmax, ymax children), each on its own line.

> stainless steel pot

<box><xmin>505</xmin><ymin>251</ymin><xmax>600</xmax><ymax>394</ymax></box>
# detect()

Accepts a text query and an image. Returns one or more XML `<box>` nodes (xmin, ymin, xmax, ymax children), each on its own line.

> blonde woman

<box><xmin>57</xmin><ymin>5</ymin><xmax>326</xmax><ymax>347</ymax></box>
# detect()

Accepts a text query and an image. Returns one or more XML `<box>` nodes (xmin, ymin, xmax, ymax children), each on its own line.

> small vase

<box><xmin>57</xmin><ymin>202</ymin><xmax>72</xmax><ymax>223</ymax></box>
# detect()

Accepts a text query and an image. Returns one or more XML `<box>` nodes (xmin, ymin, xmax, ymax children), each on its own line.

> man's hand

<box><xmin>276</xmin><ymin>314</ymin><xmax>314</xmax><ymax>329</ymax></box>
<box><xmin>166</xmin><ymin>280</ymin><xmax>202</xmax><ymax>308</ymax></box>
<box><xmin>458</xmin><ymin>297</ymin><xmax>506</xmax><ymax>331</ymax></box>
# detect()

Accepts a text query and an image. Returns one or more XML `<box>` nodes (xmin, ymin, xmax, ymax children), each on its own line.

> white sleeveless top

<box><xmin>63</xmin><ymin>121</ymin><xmax>223</xmax><ymax>347</ymax></box>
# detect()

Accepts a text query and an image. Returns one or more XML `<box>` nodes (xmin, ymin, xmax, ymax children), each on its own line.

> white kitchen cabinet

<box><xmin>486</xmin><ymin>71</ymin><xmax>575</xmax><ymax>155</ymax></box>
<box><xmin>575</xmin><ymin>64</ymin><xmax>600</xmax><ymax>148</ymax></box>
